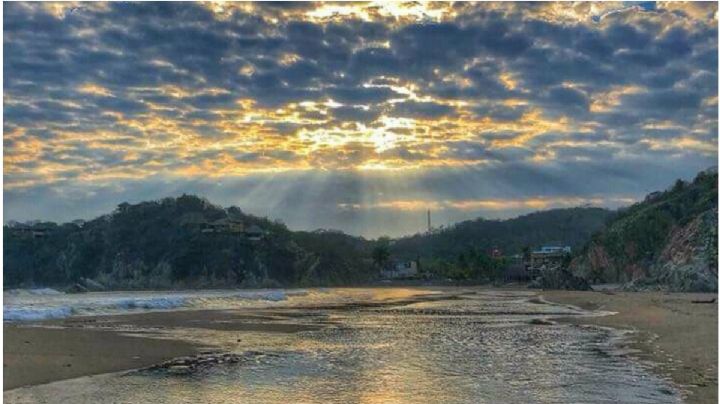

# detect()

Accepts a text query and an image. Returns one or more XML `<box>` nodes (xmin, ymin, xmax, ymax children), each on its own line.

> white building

<box><xmin>381</xmin><ymin>261</ymin><xmax>419</xmax><ymax>279</ymax></box>
<box><xmin>534</xmin><ymin>246</ymin><xmax>571</xmax><ymax>254</ymax></box>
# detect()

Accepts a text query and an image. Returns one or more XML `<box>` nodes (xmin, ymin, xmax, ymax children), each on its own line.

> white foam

<box><xmin>108</xmin><ymin>296</ymin><xmax>190</xmax><ymax>311</ymax></box>
<box><xmin>5</xmin><ymin>288</ymin><xmax>64</xmax><ymax>296</ymax></box>
<box><xmin>232</xmin><ymin>290</ymin><xmax>288</xmax><ymax>301</ymax></box>
<box><xmin>4</xmin><ymin>306</ymin><xmax>73</xmax><ymax>322</ymax></box>
<box><xmin>3</xmin><ymin>289</ymin><xmax>295</xmax><ymax>322</ymax></box>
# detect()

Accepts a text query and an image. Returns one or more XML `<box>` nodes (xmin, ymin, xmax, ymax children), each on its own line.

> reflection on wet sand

<box><xmin>5</xmin><ymin>289</ymin><xmax>680</xmax><ymax>404</ymax></box>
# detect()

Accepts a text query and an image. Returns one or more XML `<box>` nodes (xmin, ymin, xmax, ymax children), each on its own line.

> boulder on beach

<box><xmin>80</xmin><ymin>278</ymin><xmax>106</xmax><ymax>292</ymax></box>
<box><xmin>528</xmin><ymin>268</ymin><xmax>591</xmax><ymax>291</ymax></box>
<box><xmin>66</xmin><ymin>278</ymin><xmax>106</xmax><ymax>293</ymax></box>
<box><xmin>66</xmin><ymin>283</ymin><xmax>89</xmax><ymax>294</ymax></box>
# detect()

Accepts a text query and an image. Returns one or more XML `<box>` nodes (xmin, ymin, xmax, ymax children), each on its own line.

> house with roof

<box><xmin>179</xmin><ymin>212</ymin><xmax>266</xmax><ymax>240</ymax></box>
<box><xmin>244</xmin><ymin>224</ymin><xmax>265</xmax><ymax>241</ymax></box>
<box><xmin>8</xmin><ymin>222</ymin><xmax>53</xmax><ymax>239</ymax></box>
<box><xmin>207</xmin><ymin>218</ymin><xmax>245</xmax><ymax>234</ymax></box>
<box><xmin>380</xmin><ymin>260</ymin><xmax>419</xmax><ymax>279</ymax></box>
<box><xmin>527</xmin><ymin>245</ymin><xmax>571</xmax><ymax>277</ymax></box>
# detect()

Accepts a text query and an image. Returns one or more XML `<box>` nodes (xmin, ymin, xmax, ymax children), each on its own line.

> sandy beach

<box><xmin>4</xmin><ymin>288</ymin><xmax>717</xmax><ymax>404</ymax></box>
<box><xmin>542</xmin><ymin>290</ymin><xmax>718</xmax><ymax>404</ymax></box>
<box><xmin>4</xmin><ymin>309</ymin><xmax>331</xmax><ymax>391</ymax></box>
<box><xmin>3</xmin><ymin>326</ymin><xmax>200</xmax><ymax>390</ymax></box>
<box><xmin>3</xmin><ymin>287</ymin><xmax>434</xmax><ymax>391</ymax></box>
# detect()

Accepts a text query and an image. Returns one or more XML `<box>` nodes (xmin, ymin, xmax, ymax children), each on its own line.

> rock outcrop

<box><xmin>572</xmin><ymin>169</ymin><xmax>718</xmax><ymax>292</ymax></box>
<box><xmin>528</xmin><ymin>268</ymin><xmax>591</xmax><ymax>290</ymax></box>
<box><xmin>626</xmin><ymin>209</ymin><xmax>718</xmax><ymax>292</ymax></box>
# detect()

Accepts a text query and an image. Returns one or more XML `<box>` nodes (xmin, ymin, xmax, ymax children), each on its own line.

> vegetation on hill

<box><xmin>387</xmin><ymin>207</ymin><xmax>612</xmax><ymax>283</ymax></box>
<box><xmin>571</xmin><ymin>168</ymin><xmax>718</xmax><ymax>291</ymax></box>
<box><xmin>391</xmin><ymin>207</ymin><xmax>613</xmax><ymax>259</ymax></box>
<box><xmin>4</xmin><ymin>195</ymin><xmax>377</xmax><ymax>289</ymax></box>
<box><xmin>10</xmin><ymin>175</ymin><xmax>713</xmax><ymax>292</ymax></box>
<box><xmin>4</xmin><ymin>196</ymin><xmax>613</xmax><ymax>289</ymax></box>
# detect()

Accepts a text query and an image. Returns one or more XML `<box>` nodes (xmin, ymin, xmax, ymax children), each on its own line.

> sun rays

<box><xmin>3</xmin><ymin>1</ymin><xmax>717</xmax><ymax>236</ymax></box>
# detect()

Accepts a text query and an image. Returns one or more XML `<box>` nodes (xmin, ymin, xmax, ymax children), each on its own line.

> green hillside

<box><xmin>4</xmin><ymin>195</ymin><xmax>376</xmax><ymax>289</ymax></box>
<box><xmin>572</xmin><ymin>168</ymin><xmax>718</xmax><ymax>291</ymax></box>
<box><xmin>4</xmin><ymin>198</ymin><xmax>611</xmax><ymax>290</ymax></box>
<box><xmin>391</xmin><ymin>207</ymin><xmax>613</xmax><ymax>259</ymax></box>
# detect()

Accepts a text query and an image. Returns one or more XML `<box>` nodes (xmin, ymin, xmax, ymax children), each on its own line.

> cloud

<box><xmin>391</xmin><ymin>101</ymin><xmax>455</xmax><ymax>119</ymax></box>
<box><xmin>3</xmin><ymin>1</ymin><xmax>717</xmax><ymax>236</ymax></box>
<box><xmin>330</xmin><ymin>106</ymin><xmax>382</xmax><ymax>123</ymax></box>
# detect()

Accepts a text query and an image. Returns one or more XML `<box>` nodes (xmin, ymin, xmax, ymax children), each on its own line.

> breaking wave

<box><xmin>4</xmin><ymin>306</ymin><xmax>74</xmax><ymax>322</ymax></box>
<box><xmin>4</xmin><ymin>289</ymin><xmax>304</xmax><ymax>322</ymax></box>
<box><xmin>4</xmin><ymin>288</ymin><xmax>64</xmax><ymax>296</ymax></box>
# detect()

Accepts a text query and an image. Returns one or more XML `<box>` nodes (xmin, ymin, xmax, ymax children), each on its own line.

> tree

<box><xmin>671</xmin><ymin>179</ymin><xmax>686</xmax><ymax>193</ymax></box>
<box><xmin>372</xmin><ymin>237</ymin><xmax>391</xmax><ymax>269</ymax></box>
<box><xmin>522</xmin><ymin>246</ymin><xmax>531</xmax><ymax>261</ymax></box>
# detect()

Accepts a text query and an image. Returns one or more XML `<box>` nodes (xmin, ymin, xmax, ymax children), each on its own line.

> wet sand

<box><xmin>4</xmin><ymin>288</ymin><xmax>716</xmax><ymax>403</ymax></box>
<box><xmin>3</xmin><ymin>307</ymin><xmax>338</xmax><ymax>391</ymax></box>
<box><xmin>3</xmin><ymin>326</ymin><xmax>200</xmax><ymax>390</ymax></box>
<box><xmin>543</xmin><ymin>290</ymin><xmax>718</xmax><ymax>404</ymax></box>
<box><xmin>3</xmin><ymin>288</ymin><xmax>439</xmax><ymax>391</ymax></box>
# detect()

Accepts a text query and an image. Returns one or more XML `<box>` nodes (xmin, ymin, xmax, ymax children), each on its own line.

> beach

<box><xmin>3</xmin><ymin>287</ymin><xmax>716</xmax><ymax>403</ymax></box>
<box><xmin>3</xmin><ymin>287</ymin><xmax>435</xmax><ymax>391</ymax></box>
<box><xmin>4</xmin><ymin>326</ymin><xmax>200</xmax><ymax>390</ymax></box>
<box><xmin>542</xmin><ymin>290</ymin><xmax>718</xmax><ymax>404</ymax></box>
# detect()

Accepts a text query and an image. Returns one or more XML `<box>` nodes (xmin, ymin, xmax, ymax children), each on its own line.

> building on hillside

<box><xmin>489</xmin><ymin>247</ymin><xmax>503</xmax><ymax>258</ymax></box>
<box><xmin>180</xmin><ymin>213</ymin><xmax>265</xmax><ymax>239</ymax></box>
<box><xmin>9</xmin><ymin>223</ymin><xmax>52</xmax><ymax>239</ymax></box>
<box><xmin>245</xmin><ymin>224</ymin><xmax>265</xmax><ymax>241</ymax></box>
<box><xmin>527</xmin><ymin>245</ymin><xmax>571</xmax><ymax>277</ymax></box>
<box><xmin>381</xmin><ymin>260</ymin><xmax>419</xmax><ymax>279</ymax></box>
<box><xmin>180</xmin><ymin>213</ymin><xmax>245</xmax><ymax>234</ymax></box>
<box><xmin>207</xmin><ymin>218</ymin><xmax>245</xmax><ymax>234</ymax></box>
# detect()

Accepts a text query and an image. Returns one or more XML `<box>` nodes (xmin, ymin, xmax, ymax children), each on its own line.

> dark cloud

<box><xmin>543</xmin><ymin>86</ymin><xmax>590</xmax><ymax>113</ymax></box>
<box><xmin>623</xmin><ymin>89</ymin><xmax>703</xmax><ymax>112</ymax></box>
<box><xmin>3</xmin><ymin>2</ymin><xmax>717</xmax><ymax>237</ymax></box>
<box><xmin>5</xmin><ymin>2</ymin><xmax>715</xmax><ymax>116</ymax></box>
<box><xmin>605</xmin><ymin>23</ymin><xmax>652</xmax><ymax>50</ymax></box>
<box><xmin>657</xmin><ymin>26</ymin><xmax>692</xmax><ymax>57</ymax></box>
<box><xmin>473</xmin><ymin>105</ymin><xmax>528</xmax><ymax>122</ymax></box>
<box><xmin>326</xmin><ymin>86</ymin><xmax>401</xmax><ymax>104</ymax></box>
<box><xmin>391</xmin><ymin>101</ymin><xmax>455</xmax><ymax>119</ymax></box>
<box><xmin>331</xmin><ymin>106</ymin><xmax>382</xmax><ymax>123</ymax></box>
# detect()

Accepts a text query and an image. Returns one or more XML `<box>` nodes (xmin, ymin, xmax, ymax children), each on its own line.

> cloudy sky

<box><xmin>4</xmin><ymin>1</ymin><xmax>718</xmax><ymax>237</ymax></box>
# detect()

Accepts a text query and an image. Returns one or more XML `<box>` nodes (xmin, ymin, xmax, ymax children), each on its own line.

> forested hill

<box><xmin>4</xmin><ymin>196</ymin><xmax>611</xmax><ymax>290</ymax></box>
<box><xmin>571</xmin><ymin>168</ymin><xmax>718</xmax><ymax>292</ymax></box>
<box><xmin>390</xmin><ymin>207</ymin><xmax>613</xmax><ymax>260</ymax></box>
<box><xmin>4</xmin><ymin>195</ymin><xmax>374</xmax><ymax>289</ymax></box>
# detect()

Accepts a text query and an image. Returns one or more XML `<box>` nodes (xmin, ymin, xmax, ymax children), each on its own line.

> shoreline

<box><xmin>541</xmin><ymin>290</ymin><xmax>718</xmax><ymax>404</ymax></box>
<box><xmin>3</xmin><ymin>287</ymin><xmax>443</xmax><ymax>391</ymax></box>
<box><xmin>4</xmin><ymin>288</ymin><xmax>717</xmax><ymax>403</ymax></box>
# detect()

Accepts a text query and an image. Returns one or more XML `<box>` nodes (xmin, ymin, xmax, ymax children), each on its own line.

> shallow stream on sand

<box><xmin>4</xmin><ymin>289</ymin><xmax>680</xmax><ymax>403</ymax></box>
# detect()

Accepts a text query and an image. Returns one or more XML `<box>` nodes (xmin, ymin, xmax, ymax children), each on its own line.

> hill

<box><xmin>4</xmin><ymin>195</ymin><xmax>375</xmax><ymax>289</ymax></box>
<box><xmin>1</xmin><ymin>197</ymin><xmax>643</xmax><ymax>290</ymax></box>
<box><xmin>571</xmin><ymin>168</ymin><xmax>718</xmax><ymax>292</ymax></box>
<box><xmin>391</xmin><ymin>207</ymin><xmax>613</xmax><ymax>259</ymax></box>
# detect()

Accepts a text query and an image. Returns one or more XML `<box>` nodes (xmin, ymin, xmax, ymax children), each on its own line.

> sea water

<box><xmin>3</xmin><ymin>288</ymin><xmax>308</xmax><ymax>322</ymax></box>
<box><xmin>4</xmin><ymin>288</ymin><xmax>681</xmax><ymax>403</ymax></box>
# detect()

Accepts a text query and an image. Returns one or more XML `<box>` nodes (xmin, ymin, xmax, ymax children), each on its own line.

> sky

<box><xmin>3</xmin><ymin>1</ymin><xmax>718</xmax><ymax>238</ymax></box>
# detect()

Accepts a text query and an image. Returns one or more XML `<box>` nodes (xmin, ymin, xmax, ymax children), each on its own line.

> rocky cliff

<box><xmin>572</xmin><ymin>168</ymin><xmax>718</xmax><ymax>292</ymax></box>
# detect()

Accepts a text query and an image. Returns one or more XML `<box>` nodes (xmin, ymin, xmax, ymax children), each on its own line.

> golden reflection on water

<box><xmin>4</xmin><ymin>289</ymin><xmax>680</xmax><ymax>404</ymax></box>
